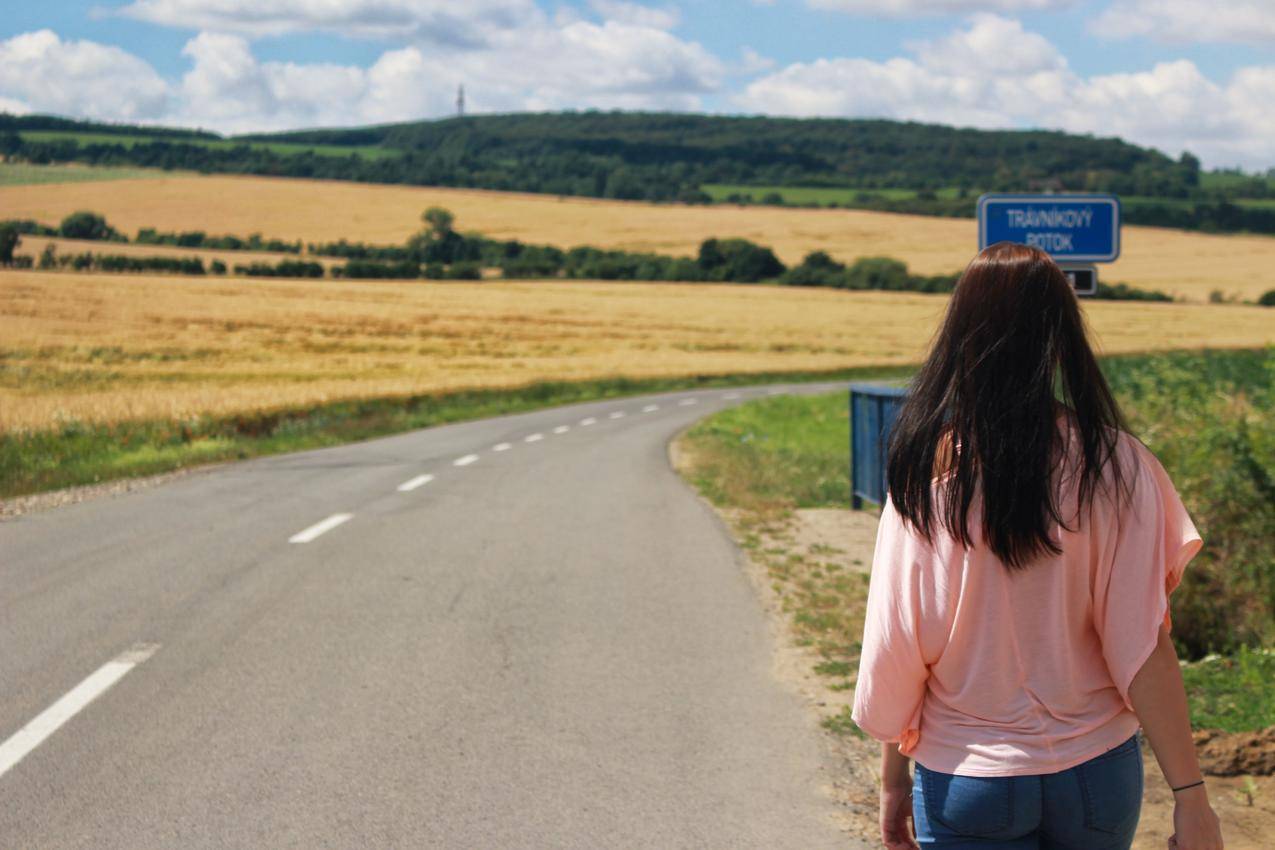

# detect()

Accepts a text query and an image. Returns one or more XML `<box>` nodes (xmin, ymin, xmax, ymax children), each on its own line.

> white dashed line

<box><xmin>493</xmin><ymin>442</ymin><xmax>511</xmax><ymax>452</ymax></box>
<box><xmin>553</xmin><ymin>425</ymin><xmax>570</xmax><ymax>434</ymax></box>
<box><xmin>397</xmin><ymin>474</ymin><xmax>434</xmax><ymax>492</ymax></box>
<box><xmin>454</xmin><ymin>454</ymin><xmax>479</xmax><ymax>466</ymax></box>
<box><xmin>0</xmin><ymin>643</ymin><xmax>160</xmax><ymax>780</ymax></box>
<box><xmin>608</xmin><ymin>411</ymin><xmax>625</xmax><ymax>419</ymax></box>
<box><xmin>580</xmin><ymin>417</ymin><xmax>597</xmax><ymax>426</ymax></box>
<box><xmin>525</xmin><ymin>433</ymin><xmax>544</xmax><ymax>443</ymax></box>
<box><xmin>289</xmin><ymin>513</ymin><xmax>353</xmax><ymax>543</ymax></box>
<box><xmin>642</xmin><ymin>404</ymin><xmax>659</xmax><ymax>413</ymax></box>
<box><xmin>723</xmin><ymin>392</ymin><xmax>740</xmax><ymax>400</ymax></box>
<box><xmin>679</xmin><ymin>398</ymin><xmax>698</xmax><ymax>406</ymax></box>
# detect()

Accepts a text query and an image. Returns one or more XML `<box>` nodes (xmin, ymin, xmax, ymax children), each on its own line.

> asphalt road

<box><xmin>0</xmin><ymin>381</ymin><xmax>864</xmax><ymax>849</ymax></box>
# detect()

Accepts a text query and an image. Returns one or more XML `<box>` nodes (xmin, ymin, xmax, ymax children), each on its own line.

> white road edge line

<box><xmin>608</xmin><ymin>411</ymin><xmax>625</xmax><ymax>419</ymax></box>
<box><xmin>679</xmin><ymin>398</ymin><xmax>698</xmax><ymax>406</ymax></box>
<box><xmin>553</xmin><ymin>425</ymin><xmax>570</xmax><ymax>434</ymax></box>
<box><xmin>289</xmin><ymin>513</ymin><xmax>354</xmax><ymax>543</ymax></box>
<box><xmin>525</xmin><ymin>433</ymin><xmax>544</xmax><ymax>443</ymax></box>
<box><xmin>454</xmin><ymin>454</ymin><xmax>479</xmax><ymax>466</ymax></box>
<box><xmin>0</xmin><ymin>642</ymin><xmax>160</xmax><ymax>781</ymax></box>
<box><xmin>397</xmin><ymin>474</ymin><xmax>435</xmax><ymax>493</ymax></box>
<box><xmin>723</xmin><ymin>392</ymin><xmax>740</xmax><ymax>400</ymax></box>
<box><xmin>642</xmin><ymin>404</ymin><xmax>659</xmax><ymax>412</ymax></box>
<box><xmin>580</xmin><ymin>417</ymin><xmax>597</xmax><ymax>426</ymax></box>
<box><xmin>493</xmin><ymin>442</ymin><xmax>512</xmax><ymax>452</ymax></box>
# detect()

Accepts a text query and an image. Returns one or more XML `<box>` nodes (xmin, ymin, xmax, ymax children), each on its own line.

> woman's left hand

<box><xmin>880</xmin><ymin>780</ymin><xmax>919</xmax><ymax>849</ymax></box>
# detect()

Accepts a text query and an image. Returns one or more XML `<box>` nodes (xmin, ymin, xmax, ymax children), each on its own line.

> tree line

<box><xmin>1</xmin><ymin>207</ymin><xmax>1200</xmax><ymax>302</ymax></box>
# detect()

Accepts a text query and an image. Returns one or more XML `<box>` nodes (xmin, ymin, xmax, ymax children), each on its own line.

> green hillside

<box><xmin>3</xmin><ymin>111</ymin><xmax>1273</xmax><ymax>234</ymax></box>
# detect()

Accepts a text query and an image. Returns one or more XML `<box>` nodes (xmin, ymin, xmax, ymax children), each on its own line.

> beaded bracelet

<box><xmin>1171</xmin><ymin>779</ymin><xmax>1205</xmax><ymax>793</ymax></box>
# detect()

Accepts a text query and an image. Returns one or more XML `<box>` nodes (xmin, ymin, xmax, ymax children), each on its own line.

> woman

<box><xmin>850</xmin><ymin>242</ymin><xmax>1225</xmax><ymax>850</ymax></box>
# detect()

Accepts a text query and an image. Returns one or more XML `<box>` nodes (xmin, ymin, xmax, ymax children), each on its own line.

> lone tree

<box><xmin>408</xmin><ymin>207</ymin><xmax>473</xmax><ymax>266</ymax></box>
<box><xmin>0</xmin><ymin>222</ymin><xmax>19</xmax><ymax>265</ymax></box>
<box><xmin>422</xmin><ymin>207</ymin><xmax>455</xmax><ymax>237</ymax></box>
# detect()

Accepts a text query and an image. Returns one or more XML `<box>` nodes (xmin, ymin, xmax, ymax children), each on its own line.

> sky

<box><xmin>0</xmin><ymin>0</ymin><xmax>1272</xmax><ymax>171</ymax></box>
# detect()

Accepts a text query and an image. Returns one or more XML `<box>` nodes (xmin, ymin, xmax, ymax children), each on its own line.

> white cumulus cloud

<box><xmin>912</xmin><ymin>12</ymin><xmax>1065</xmax><ymax>75</ymax></box>
<box><xmin>0</xmin><ymin>16</ymin><xmax>720</xmax><ymax>135</ymax></box>
<box><xmin>167</xmin><ymin>20</ymin><xmax>723</xmax><ymax>132</ymax></box>
<box><xmin>588</xmin><ymin>0</ymin><xmax>680</xmax><ymax>30</ymax></box>
<box><xmin>736</xmin><ymin>14</ymin><xmax>1275</xmax><ymax>169</ymax></box>
<box><xmin>809</xmin><ymin>0</ymin><xmax>1075</xmax><ymax>16</ymax></box>
<box><xmin>0</xmin><ymin>29</ymin><xmax>169</xmax><ymax>122</ymax></box>
<box><xmin>118</xmin><ymin>0</ymin><xmax>541</xmax><ymax>45</ymax></box>
<box><xmin>1094</xmin><ymin>0</ymin><xmax>1275</xmax><ymax>45</ymax></box>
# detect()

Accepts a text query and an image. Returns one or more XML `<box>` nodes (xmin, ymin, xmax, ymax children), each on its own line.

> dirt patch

<box><xmin>1138</xmin><ymin>754</ymin><xmax>1275</xmax><ymax>850</ymax></box>
<box><xmin>1195</xmin><ymin>727</ymin><xmax>1275</xmax><ymax>776</ymax></box>
<box><xmin>785</xmin><ymin>507</ymin><xmax>880</xmax><ymax>575</ymax></box>
<box><xmin>671</xmin><ymin>431</ymin><xmax>1275</xmax><ymax>849</ymax></box>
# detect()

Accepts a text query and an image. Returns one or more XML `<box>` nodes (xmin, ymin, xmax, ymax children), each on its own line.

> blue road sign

<box><xmin>978</xmin><ymin>194</ymin><xmax>1121</xmax><ymax>262</ymax></box>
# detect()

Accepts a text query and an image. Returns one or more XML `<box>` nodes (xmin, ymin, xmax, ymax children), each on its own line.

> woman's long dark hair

<box><xmin>885</xmin><ymin>241</ymin><xmax>1134</xmax><ymax>570</ymax></box>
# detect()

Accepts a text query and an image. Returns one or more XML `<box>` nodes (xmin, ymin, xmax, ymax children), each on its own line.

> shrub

<box><xmin>90</xmin><ymin>254</ymin><xmax>206</xmax><ymax>275</ymax></box>
<box><xmin>337</xmin><ymin>259</ymin><xmax>419</xmax><ymax>279</ymax></box>
<box><xmin>1093</xmin><ymin>281</ymin><xmax>1174</xmax><ymax>302</ymax></box>
<box><xmin>1258</xmin><ymin>289</ymin><xmax>1275</xmax><ymax>307</ymax></box>
<box><xmin>1104</xmin><ymin>348</ymin><xmax>1275</xmax><ymax>657</ymax></box>
<box><xmin>697</xmin><ymin>238</ymin><xmax>786</xmax><ymax>282</ymax></box>
<box><xmin>845</xmin><ymin>256</ymin><xmax>910</xmax><ymax>290</ymax></box>
<box><xmin>781</xmin><ymin>251</ymin><xmax>847</xmax><ymax>287</ymax></box>
<box><xmin>235</xmin><ymin>260</ymin><xmax>324</xmax><ymax>278</ymax></box>
<box><xmin>137</xmin><ymin>228</ymin><xmax>302</xmax><ymax>254</ymax></box>
<box><xmin>445</xmin><ymin>261</ymin><xmax>482</xmax><ymax>280</ymax></box>
<box><xmin>59</xmin><ymin>211</ymin><xmax>123</xmax><ymax>242</ymax></box>
<box><xmin>0</xmin><ymin>219</ymin><xmax>57</xmax><ymax>237</ymax></box>
<box><xmin>0</xmin><ymin>222</ymin><xmax>18</xmax><ymax>264</ymax></box>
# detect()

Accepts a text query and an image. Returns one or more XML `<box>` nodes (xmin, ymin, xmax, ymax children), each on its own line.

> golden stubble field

<box><xmin>2</xmin><ymin>172</ymin><xmax>1273</xmax><ymax>301</ymax></box>
<box><xmin>3</xmin><ymin>269</ymin><xmax>1273</xmax><ymax>433</ymax></box>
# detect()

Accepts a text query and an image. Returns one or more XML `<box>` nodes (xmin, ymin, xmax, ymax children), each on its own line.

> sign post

<box><xmin>1062</xmin><ymin>266</ymin><xmax>1097</xmax><ymax>296</ymax></box>
<box><xmin>977</xmin><ymin>193</ymin><xmax>1120</xmax><ymax>297</ymax></box>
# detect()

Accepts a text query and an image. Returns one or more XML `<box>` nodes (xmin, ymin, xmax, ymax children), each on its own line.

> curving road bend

<box><xmin>0</xmin><ymin>382</ymin><xmax>865</xmax><ymax>849</ymax></box>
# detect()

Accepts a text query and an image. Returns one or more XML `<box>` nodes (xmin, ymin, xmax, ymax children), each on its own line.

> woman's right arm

<box><xmin>1127</xmin><ymin>624</ymin><xmax>1223</xmax><ymax>850</ymax></box>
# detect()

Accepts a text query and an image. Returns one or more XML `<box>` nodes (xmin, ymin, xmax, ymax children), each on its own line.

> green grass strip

<box><xmin>0</xmin><ymin>363</ymin><xmax>916</xmax><ymax>500</ymax></box>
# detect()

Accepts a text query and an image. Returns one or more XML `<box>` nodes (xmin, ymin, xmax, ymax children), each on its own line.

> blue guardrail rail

<box><xmin>849</xmin><ymin>383</ymin><xmax>909</xmax><ymax>510</ymax></box>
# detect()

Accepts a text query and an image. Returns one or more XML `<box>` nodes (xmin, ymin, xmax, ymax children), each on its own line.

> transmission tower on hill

<box><xmin>457</xmin><ymin>84</ymin><xmax>465</xmax><ymax>118</ymax></box>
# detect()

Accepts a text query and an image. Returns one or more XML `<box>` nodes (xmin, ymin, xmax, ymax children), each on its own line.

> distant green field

<box><xmin>1199</xmin><ymin>170</ymin><xmax>1275</xmax><ymax>194</ymax></box>
<box><xmin>0</xmin><ymin>162</ymin><xmax>165</xmax><ymax>186</ymax></box>
<box><xmin>19</xmin><ymin>131</ymin><xmax>401</xmax><ymax>161</ymax></box>
<box><xmin>1122</xmin><ymin>194</ymin><xmax>1275</xmax><ymax>211</ymax></box>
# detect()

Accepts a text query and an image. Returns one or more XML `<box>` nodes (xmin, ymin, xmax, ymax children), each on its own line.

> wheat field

<box><xmin>3</xmin><ymin>269</ymin><xmax>1272</xmax><ymax>433</ymax></box>
<box><xmin>2</xmin><ymin>173</ymin><xmax>1273</xmax><ymax>301</ymax></box>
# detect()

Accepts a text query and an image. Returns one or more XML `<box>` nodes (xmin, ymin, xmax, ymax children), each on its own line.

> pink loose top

<box><xmin>850</xmin><ymin>418</ymin><xmax>1204</xmax><ymax>776</ymax></box>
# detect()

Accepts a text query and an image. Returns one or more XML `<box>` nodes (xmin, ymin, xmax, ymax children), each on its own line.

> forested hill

<box><xmin>5</xmin><ymin>111</ymin><xmax>1274</xmax><ymax>234</ymax></box>
<box><xmin>240</xmin><ymin>112</ymin><xmax>1198</xmax><ymax>199</ymax></box>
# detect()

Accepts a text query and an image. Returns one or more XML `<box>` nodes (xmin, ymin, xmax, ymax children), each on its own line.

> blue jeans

<box><xmin>912</xmin><ymin>732</ymin><xmax>1144</xmax><ymax>849</ymax></box>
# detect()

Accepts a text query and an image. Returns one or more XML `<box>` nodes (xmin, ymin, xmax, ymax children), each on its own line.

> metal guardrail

<box><xmin>849</xmin><ymin>383</ymin><xmax>909</xmax><ymax>510</ymax></box>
